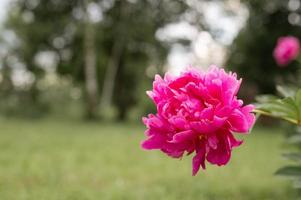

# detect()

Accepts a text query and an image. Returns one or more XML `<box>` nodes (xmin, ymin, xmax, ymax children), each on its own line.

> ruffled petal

<box><xmin>171</xmin><ymin>130</ymin><xmax>195</xmax><ymax>143</ymax></box>
<box><xmin>192</xmin><ymin>139</ymin><xmax>206</xmax><ymax>176</ymax></box>
<box><xmin>207</xmin><ymin>133</ymin><xmax>231</xmax><ymax>166</ymax></box>
<box><xmin>228</xmin><ymin>109</ymin><xmax>250</xmax><ymax>133</ymax></box>
<box><xmin>141</xmin><ymin>135</ymin><xmax>166</xmax><ymax>150</ymax></box>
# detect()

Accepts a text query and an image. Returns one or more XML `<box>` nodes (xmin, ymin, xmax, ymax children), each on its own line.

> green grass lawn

<box><xmin>0</xmin><ymin>118</ymin><xmax>297</xmax><ymax>200</ymax></box>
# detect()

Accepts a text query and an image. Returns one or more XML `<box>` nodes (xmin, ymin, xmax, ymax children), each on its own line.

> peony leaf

<box><xmin>295</xmin><ymin>89</ymin><xmax>301</xmax><ymax>119</ymax></box>
<box><xmin>293</xmin><ymin>179</ymin><xmax>301</xmax><ymax>189</ymax></box>
<box><xmin>258</xmin><ymin>101</ymin><xmax>296</xmax><ymax>119</ymax></box>
<box><xmin>283</xmin><ymin>153</ymin><xmax>301</xmax><ymax>162</ymax></box>
<box><xmin>255</xmin><ymin>96</ymin><xmax>299</xmax><ymax>124</ymax></box>
<box><xmin>255</xmin><ymin>95</ymin><xmax>278</xmax><ymax>103</ymax></box>
<box><xmin>276</xmin><ymin>85</ymin><xmax>297</xmax><ymax>98</ymax></box>
<box><xmin>275</xmin><ymin>166</ymin><xmax>301</xmax><ymax>177</ymax></box>
<box><xmin>288</xmin><ymin>134</ymin><xmax>301</xmax><ymax>144</ymax></box>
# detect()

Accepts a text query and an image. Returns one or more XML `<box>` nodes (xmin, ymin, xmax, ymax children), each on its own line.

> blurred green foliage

<box><xmin>227</xmin><ymin>0</ymin><xmax>301</xmax><ymax>98</ymax></box>
<box><xmin>3</xmin><ymin>0</ymin><xmax>189</xmax><ymax>120</ymax></box>
<box><xmin>255</xmin><ymin>56</ymin><xmax>301</xmax><ymax>190</ymax></box>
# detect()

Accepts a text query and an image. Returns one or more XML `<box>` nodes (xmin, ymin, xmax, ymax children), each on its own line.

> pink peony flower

<box><xmin>141</xmin><ymin>66</ymin><xmax>255</xmax><ymax>175</ymax></box>
<box><xmin>273</xmin><ymin>36</ymin><xmax>300</xmax><ymax>66</ymax></box>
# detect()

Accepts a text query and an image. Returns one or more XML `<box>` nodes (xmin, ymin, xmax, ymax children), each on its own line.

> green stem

<box><xmin>253</xmin><ymin>109</ymin><xmax>299</xmax><ymax>125</ymax></box>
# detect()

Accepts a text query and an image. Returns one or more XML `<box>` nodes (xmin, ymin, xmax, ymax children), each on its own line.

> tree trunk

<box><xmin>83</xmin><ymin>0</ymin><xmax>99</xmax><ymax>119</ymax></box>
<box><xmin>100</xmin><ymin>1</ymin><xmax>126</xmax><ymax>115</ymax></box>
<box><xmin>117</xmin><ymin>106</ymin><xmax>127</xmax><ymax>121</ymax></box>
<box><xmin>1</xmin><ymin>57</ymin><xmax>13</xmax><ymax>93</ymax></box>
<box><xmin>100</xmin><ymin>40</ymin><xmax>123</xmax><ymax>112</ymax></box>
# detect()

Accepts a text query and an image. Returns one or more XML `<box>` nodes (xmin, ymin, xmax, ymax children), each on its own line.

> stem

<box><xmin>253</xmin><ymin>109</ymin><xmax>299</xmax><ymax>125</ymax></box>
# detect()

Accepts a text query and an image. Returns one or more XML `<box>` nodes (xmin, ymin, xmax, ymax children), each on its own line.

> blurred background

<box><xmin>0</xmin><ymin>0</ymin><xmax>300</xmax><ymax>199</ymax></box>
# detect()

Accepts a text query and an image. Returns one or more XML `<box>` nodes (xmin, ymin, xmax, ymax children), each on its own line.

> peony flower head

<box><xmin>141</xmin><ymin>66</ymin><xmax>255</xmax><ymax>175</ymax></box>
<box><xmin>273</xmin><ymin>36</ymin><xmax>300</xmax><ymax>66</ymax></box>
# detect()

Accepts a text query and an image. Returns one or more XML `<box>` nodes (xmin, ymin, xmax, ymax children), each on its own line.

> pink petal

<box><xmin>207</xmin><ymin>134</ymin><xmax>231</xmax><ymax>166</ymax></box>
<box><xmin>228</xmin><ymin>109</ymin><xmax>250</xmax><ymax>133</ymax></box>
<box><xmin>192</xmin><ymin>140</ymin><xmax>206</xmax><ymax>176</ymax></box>
<box><xmin>227</xmin><ymin>132</ymin><xmax>243</xmax><ymax>148</ymax></box>
<box><xmin>208</xmin><ymin>134</ymin><xmax>218</xmax><ymax>149</ymax></box>
<box><xmin>171</xmin><ymin>130</ymin><xmax>195</xmax><ymax>143</ymax></box>
<box><xmin>141</xmin><ymin>135</ymin><xmax>166</xmax><ymax>150</ymax></box>
<box><xmin>168</xmin><ymin>117</ymin><xmax>187</xmax><ymax>130</ymax></box>
<box><xmin>190</xmin><ymin>116</ymin><xmax>226</xmax><ymax>134</ymax></box>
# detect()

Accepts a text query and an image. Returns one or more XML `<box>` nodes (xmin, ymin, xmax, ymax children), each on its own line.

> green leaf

<box><xmin>283</xmin><ymin>153</ymin><xmax>301</xmax><ymax>162</ymax></box>
<box><xmin>288</xmin><ymin>134</ymin><xmax>301</xmax><ymax>144</ymax></box>
<box><xmin>295</xmin><ymin>89</ymin><xmax>301</xmax><ymax>119</ymax></box>
<box><xmin>256</xmin><ymin>95</ymin><xmax>299</xmax><ymax>124</ymax></box>
<box><xmin>275</xmin><ymin>166</ymin><xmax>301</xmax><ymax>177</ymax></box>
<box><xmin>276</xmin><ymin>85</ymin><xmax>296</xmax><ymax>98</ymax></box>
<box><xmin>255</xmin><ymin>89</ymin><xmax>301</xmax><ymax>124</ymax></box>
<box><xmin>281</xmin><ymin>97</ymin><xmax>299</xmax><ymax>118</ymax></box>
<box><xmin>255</xmin><ymin>95</ymin><xmax>278</xmax><ymax>103</ymax></box>
<box><xmin>293</xmin><ymin>179</ymin><xmax>301</xmax><ymax>189</ymax></box>
<box><xmin>258</xmin><ymin>99</ymin><xmax>297</xmax><ymax>119</ymax></box>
